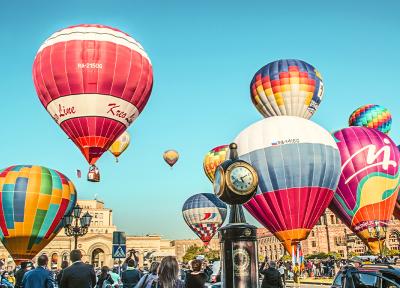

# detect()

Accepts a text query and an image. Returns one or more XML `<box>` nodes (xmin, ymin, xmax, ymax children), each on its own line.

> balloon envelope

<box><xmin>203</xmin><ymin>145</ymin><xmax>229</xmax><ymax>182</ymax></box>
<box><xmin>182</xmin><ymin>193</ymin><xmax>227</xmax><ymax>245</ymax></box>
<box><xmin>109</xmin><ymin>131</ymin><xmax>131</xmax><ymax>160</ymax></box>
<box><xmin>250</xmin><ymin>59</ymin><xmax>324</xmax><ymax>119</ymax></box>
<box><xmin>33</xmin><ymin>24</ymin><xmax>153</xmax><ymax>165</ymax></box>
<box><xmin>235</xmin><ymin>116</ymin><xmax>341</xmax><ymax>254</ymax></box>
<box><xmin>330</xmin><ymin>127</ymin><xmax>400</xmax><ymax>254</ymax></box>
<box><xmin>393</xmin><ymin>145</ymin><xmax>400</xmax><ymax>220</ymax></box>
<box><xmin>0</xmin><ymin>165</ymin><xmax>77</xmax><ymax>263</ymax></box>
<box><xmin>349</xmin><ymin>104</ymin><xmax>392</xmax><ymax>134</ymax></box>
<box><xmin>163</xmin><ymin>150</ymin><xmax>179</xmax><ymax>167</ymax></box>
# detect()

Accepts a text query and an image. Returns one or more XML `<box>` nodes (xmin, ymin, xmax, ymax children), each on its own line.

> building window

<box><xmin>311</xmin><ymin>231</ymin><xmax>315</xmax><ymax>237</ymax></box>
<box><xmin>330</xmin><ymin>215</ymin><xmax>335</xmax><ymax>225</ymax></box>
<box><xmin>312</xmin><ymin>241</ymin><xmax>316</xmax><ymax>247</ymax></box>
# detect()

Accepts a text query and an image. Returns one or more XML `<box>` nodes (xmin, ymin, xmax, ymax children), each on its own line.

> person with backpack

<box><xmin>184</xmin><ymin>259</ymin><xmax>211</xmax><ymax>288</ymax></box>
<box><xmin>96</xmin><ymin>267</ymin><xmax>114</xmax><ymax>288</ymax></box>
<box><xmin>134</xmin><ymin>262</ymin><xmax>159</xmax><ymax>288</ymax></box>
<box><xmin>148</xmin><ymin>257</ymin><xmax>184</xmax><ymax>288</ymax></box>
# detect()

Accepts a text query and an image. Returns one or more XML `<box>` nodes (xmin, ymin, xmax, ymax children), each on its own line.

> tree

<box><xmin>182</xmin><ymin>245</ymin><xmax>221</xmax><ymax>263</ymax></box>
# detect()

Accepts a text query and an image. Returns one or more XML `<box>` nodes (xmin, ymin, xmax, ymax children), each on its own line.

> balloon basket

<box><xmin>87</xmin><ymin>165</ymin><xmax>100</xmax><ymax>182</ymax></box>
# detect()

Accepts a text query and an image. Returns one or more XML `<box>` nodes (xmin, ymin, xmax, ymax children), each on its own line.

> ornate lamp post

<box><xmin>63</xmin><ymin>205</ymin><xmax>93</xmax><ymax>250</ymax></box>
<box><xmin>367</xmin><ymin>220</ymin><xmax>387</xmax><ymax>257</ymax></box>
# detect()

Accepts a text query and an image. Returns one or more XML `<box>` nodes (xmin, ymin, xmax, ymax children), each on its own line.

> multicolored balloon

<box><xmin>250</xmin><ymin>59</ymin><xmax>324</xmax><ymax>119</ymax></box>
<box><xmin>163</xmin><ymin>150</ymin><xmax>179</xmax><ymax>168</ymax></box>
<box><xmin>393</xmin><ymin>145</ymin><xmax>400</xmax><ymax>220</ymax></box>
<box><xmin>349</xmin><ymin>104</ymin><xmax>392</xmax><ymax>134</ymax></box>
<box><xmin>108</xmin><ymin>131</ymin><xmax>131</xmax><ymax>162</ymax></box>
<box><xmin>234</xmin><ymin>116</ymin><xmax>341</xmax><ymax>254</ymax></box>
<box><xmin>33</xmin><ymin>24</ymin><xmax>153</xmax><ymax>166</ymax></box>
<box><xmin>182</xmin><ymin>193</ymin><xmax>227</xmax><ymax>246</ymax></box>
<box><xmin>0</xmin><ymin>165</ymin><xmax>77</xmax><ymax>263</ymax></box>
<box><xmin>203</xmin><ymin>145</ymin><xmax>229</xmax><ymax>182</ymax></box>
<box><xmin>330</xmin><ymin>127</ymin><xmax>400</xmax><ymax>254</ymax></box>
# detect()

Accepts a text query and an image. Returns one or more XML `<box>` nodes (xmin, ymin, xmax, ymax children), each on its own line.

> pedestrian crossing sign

<box><xmin>112</xmin><ymin>244</ymin><xmax>126</xmax><ymax>258</ymax></box>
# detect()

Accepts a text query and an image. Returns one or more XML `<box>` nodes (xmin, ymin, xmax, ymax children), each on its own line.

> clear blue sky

<box><xmin>0</xmin><ymin>0</ymin><xmax>399</xmax><ymax>240</ymax></box>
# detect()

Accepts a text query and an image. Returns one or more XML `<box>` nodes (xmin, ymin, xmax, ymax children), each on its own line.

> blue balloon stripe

<box><xmin>2</xmin><ymin>184</ymin><xmax>15</xmax><ymax>229</ymax></box>
<box><xmin>35</xmin><ymin>203</ymin><xmax>59</xmax><ymax>244</ymax></box>
<box><xmin>14</xmin><ymin>177</ymin><xmax>28</xmax><ymax>222</ymax></box>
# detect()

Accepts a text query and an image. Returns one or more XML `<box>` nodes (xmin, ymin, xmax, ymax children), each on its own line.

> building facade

<box><xmin>257</xmin><ymin>209</ymin><xmax>400</xmax><ymax>261</ymax></box>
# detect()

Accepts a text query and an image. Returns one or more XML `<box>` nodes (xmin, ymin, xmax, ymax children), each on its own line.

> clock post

<box><xmin>214</xmin><ymin>143</ymin><xmax>260</xmax><ymax>288</ymax></box>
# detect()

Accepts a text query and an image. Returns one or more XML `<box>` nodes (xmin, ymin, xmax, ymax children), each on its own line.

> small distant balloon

<box><xmin>203</xmin><ymin>145</ymin><xmax>229</xmax><ymax>182</ymax></box>
<box><xmin>163</xmin><ymin>150</ymin><xmax>179</xmax><ymax>167</ymax></box>
<box><xmin>76</xmin><ymin>169</ymin><xmax>81</xmax><ymax>178</ymax></box>
<box><xmin>349</xmin><ymin>104</ymin><xmax>392</xmax><ymax>134</ymax></box>
<box><xmin>109</xmin><ymin>131</ymin><xmax>131</xmax><ymax>162</ymax></box>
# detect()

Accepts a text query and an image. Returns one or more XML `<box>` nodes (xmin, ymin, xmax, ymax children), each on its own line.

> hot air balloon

<box><xmin>108</xmin><ymin>131</ymin><xmax>131</xmax><ymax>162</ymax></box>
<box><xmin>392</xmin><ymin>145</ymin><xmax>400</xmax><ymax>220</ymax></box>
<box><xmin>32</xmin><ymin>24</ymin><xmax>153</xmax><ymax>181</ymax></box>
<box><xmin>203</xmin><ymin>145</ymin><xmax>229</xmax><ymax>182</ymax></box>
<box><xmin>163</xmin><ymin>150</ymin><xmax>179</xmax><ymax>168</ymax></box>
<box><xmin>330</xmin><ymin>127</ymin><xmax>400</xmax><ymax>254</ymax></box>
<box><xmin>0</xmin><ymin>165</ymin><xmax>77</xmax><ymax>264</ymax></box>
<box><xmin>349</xmin><ymin>104</ymin><xmax>392</xmax><ymax>134</ymax></box>
<box><xmin>182</xmin><ymin>193</ymin><xmax>227</xmax><ymax>246</ymax></box>
<box><xmin>234</xmin><ymin>116</ymin><xmax>341</xmax><ymax>254</ymax></box>
<box><xmin>250</xmin><ymin>59</ymin><xmax>324</xmax><ymax>119</ymax></box>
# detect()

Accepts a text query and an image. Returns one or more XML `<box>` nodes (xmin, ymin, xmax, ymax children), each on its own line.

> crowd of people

<box><xmin>0</xmin><ymin>250</ymin><xmax>214</xmax><ymax>288</ymax></box>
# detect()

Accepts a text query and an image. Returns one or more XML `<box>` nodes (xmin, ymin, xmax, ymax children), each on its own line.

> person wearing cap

<box><xmin>259</xmin><ymin>260</ymin><xmax>283</xmax><ymax>288</ymax></box>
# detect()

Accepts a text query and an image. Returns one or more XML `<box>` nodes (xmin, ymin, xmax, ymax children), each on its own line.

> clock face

<box><xmin>229</xmin><ymin>166</ymin><xmax>254</xmax><ymax>193</ymax></box>
<box><xmin>213</xmin><ymin>166</ymin><xmax>224</xmax><ymax>196</ymax></box>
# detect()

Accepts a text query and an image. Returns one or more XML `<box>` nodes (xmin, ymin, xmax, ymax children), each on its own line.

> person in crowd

<box><xmin>56</xmin><ymin>261</ymin><xmax>69</xmax><ymax>287</ymax></box>
<box><xmin>22</xmin><ymin>255</ymin><xmax>54</xmax><ymax>288</ymax></box>
<box><xmin>148</xmin><ymin>256</ymin><xmax>184</xmax><ymax>288</ymax></box>
<box><xmin>277</xmin><ymin>262</ymin><xmax>286</xmax><ymax>287</ymax></box>
<box><xmin>120</xmin><ymin>259</ymin><xmax>141</xmax><ymax>288</ymax></box>
<box><xmin>184</xmin><ymin>259</ymin><xmax>212</xmax><ymax>288</ymax></box>
<box><xmin>134</xmin><ymin>261</ymin><xmax>159</xmax><ymax>288</ymax></box>
<box><xmin>292</xmin><ymin>263</ymin><xmax>301</xmax><ymax>288</ymax></box>
<box><xmin>60</xmin><ymin>249</ymin><xmax>96</xmax><ymax>288</ymax></box>
<box><xmin>96</xmin><ymin>267</ymin><xmax>114</xmax><ymax>288</ymax></box>
<box><xmin>1</xmin><ymin>271</ymin><xmax>14</xmax><ymax>288</ymax></box>
<box><xmin>15</xmin><ymin>262</ymin><xmax>29</xmax><ymax>288</ymax></box>
<box><xmin>110</xmin><ymin>267</ymin><xmax>121</xmax><ymax>287</ymax></box>
<box><xmin>259</xmin><ymin>260</ymin><xmax>283</xmax><ymax>288</ymax></box>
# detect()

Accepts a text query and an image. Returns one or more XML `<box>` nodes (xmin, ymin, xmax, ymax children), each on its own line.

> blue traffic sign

<box><xmin>112</xmin><ymin>244</ymin><xmax>126</xmax><ymax>258</ymax></box>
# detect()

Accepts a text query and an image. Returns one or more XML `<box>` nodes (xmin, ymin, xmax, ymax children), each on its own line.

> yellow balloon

<box><xmin>108</xmin><ymin>131</ymin><xmax>131</xmax><ymax>162</ymax></box>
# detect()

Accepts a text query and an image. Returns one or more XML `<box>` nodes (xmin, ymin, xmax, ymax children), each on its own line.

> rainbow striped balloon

<box><xmin>0</xmin><ymin>165</ymin><xmax>77</xmax><ymax>263</ymax></box>
<box><xmin>349</xmin><ymin>104</ymin><xmax>392</xmax><ymax>134</ymax></box>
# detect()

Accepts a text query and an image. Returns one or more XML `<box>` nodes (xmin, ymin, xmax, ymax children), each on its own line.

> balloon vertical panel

<box><xmin>0</xmin><ymin>165</ymin><xmax>77</xmax><ymax>262</ymax></box>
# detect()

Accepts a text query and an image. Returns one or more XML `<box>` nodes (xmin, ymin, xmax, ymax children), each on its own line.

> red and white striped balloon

<box><xmin>33</xmin><ymin>24</ymin><xmax>153</xmax><ymax>165</ymax></box>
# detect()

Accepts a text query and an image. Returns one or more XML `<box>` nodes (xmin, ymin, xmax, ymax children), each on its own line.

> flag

<box><xmin>77</xmin><ymin>169</ymin><xmax>81</xmax><ymax>178</ymax></box>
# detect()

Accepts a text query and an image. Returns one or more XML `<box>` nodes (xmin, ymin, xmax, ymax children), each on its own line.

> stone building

<box><xmin>257</xmin><ymin>209</ymin><xmax>400</xmax><ymax>261</ymax></box>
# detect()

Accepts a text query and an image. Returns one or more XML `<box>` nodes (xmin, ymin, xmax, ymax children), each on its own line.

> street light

<box><xmin>63</xmin><ymin>205</ymin><xmax>93</xmax><ymax>250</ymax></box>
<box><xmin>367</xmin><ymin>220</ymin><xmax>387</xmax><ymax>257</ymax></box>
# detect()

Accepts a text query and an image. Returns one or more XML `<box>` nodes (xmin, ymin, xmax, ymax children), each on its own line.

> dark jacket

<box><xmin>60</xmin><ymin>262</ymin><xmax>96</xmax><ymax>288</ymax></box>
<box><xmin>184</xmin><ymin>272</ymin><xmax>208</xmax><ymax>288</ymax></box>
<box><xmin>15</xmin><ymin>268</ymin><xmax>28</xmax><ymax>288</ymax></box>
<box><xmin>121</xmin><ymin>268</ymin><xmax>141</xmax><ymax>288</ymax></box>
<box><xmin>22</xmin><ymin>267</ymin><xmax>54</xmax><ymax>288</ymax></box>
<box><xmin>260</xmin><ymin>267</ymin><xmax>283</xmax><ymax>288</ymax></box>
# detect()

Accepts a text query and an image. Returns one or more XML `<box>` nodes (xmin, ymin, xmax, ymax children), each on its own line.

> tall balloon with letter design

<box><xmin>32</xmin><ymin>24</ymin><xmax>153</xmax><ymax>166</ymax></box>
<box><xmin>0</xmin><ymin>165</ymin><xmax>77</xmax><ymax>263</ymax></box>
<box><xmin>203</xmin><ymin>145</ymin><xmax>229</xmax><ymax>182</ymax></box>
<box><xmin>329</xmin><ymin>127</ymin><xmax>399</xmax><ymax>254</ymax></box>
<box><xmin>182</xmin><ymin>193</ymin><xmax>227</xmax><ymax>246</ymax></box>
<box><xmin>234</xmin><ymin>116</ymin><xmax>341</xmax><ymax>254</ymax></box>
<box><xmin>250</xmin><ymin>59</ymin><xmax>324</xmax><ymax>119</ymax></box>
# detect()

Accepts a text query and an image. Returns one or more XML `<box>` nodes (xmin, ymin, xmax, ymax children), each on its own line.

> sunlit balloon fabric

<box><xmin>203</xmin><ymin>145</ymin><xmax>229</xmax><ymax>182</ymax></box>
<box><xmin>234</xmin><ymin>116</ymin><xmax>341</xmax><ymax>254</ymax></box>
<box><xmin>330</xmin><ymin>127</ymin><xmax>400</xmax><ymax>254</ymax></box>
<box><xmin>163</xmin><ymin>150</ymin><xmax>179</xmax><ymax>167</ymax></box>
<box><xmin>182</xmin><ymin>193</ymin><xmax>227</xmax><ymax>246</ymax></box>
<box><xmin>0</xmin><ymin>165</ymin><xmax>77</xmax><ymax>262</ymax></box>
<box><xmin>250</xmin><ymin>59</ymin><xmax>324</xmax><ymax>119</ymax></box>
<box><xmin>32</xmin><ymin>24</ymin><xmax>153</xmax><ymax>165</ymax></box>
<box><xmin>349</xmin><ymin>104</ymin><xmax>392</xmax><ymax>134</ymax></box>
<box><xmin>109</xmin><ymin>131</ymin><xmax>131</xmax><ymax>161</ymax></box>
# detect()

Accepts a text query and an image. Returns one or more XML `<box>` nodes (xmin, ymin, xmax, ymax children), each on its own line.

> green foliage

<box><xmin>281</xmin><ymin>254</ymin><xmax>292</xmax><ymax>261</ymax></box>
<box><xmin>348</xmin><ymin>252</ymin><xmax>360</xmax><ymax>258</ymax></box>
<box><xmin>387</xmin><ymin>249</ymin><xmax>400</xmax><ymax>256</ymax></box>
<box><xmin>327</xmin><ymin>252</ymin><xmax>342</xmax><ymax>259</ymax></box>
<box><xmin>182</xmin><ymin>245</ymin><xmax>220</xmax><ymax>263</ymax></box>
<box><xmin>305</xmin><ymin>252</ymin><xmax>328</xmax><ymax>260</ymax></box>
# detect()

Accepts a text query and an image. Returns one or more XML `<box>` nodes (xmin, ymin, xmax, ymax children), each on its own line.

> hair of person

<box><xmin>2</xmin><ymin>271</ymin><xmax>9</xmax><ymax>277</ymax></box>
<box><xmin>158</xmin><ymin>256</ymin><xmax>179</xmax><ymax>288</ymax></box>
<box><xmin>20</xmin><ymin>262</ymin><xmax>28</xmax><ymax>269</ymax></box>
<box><xmin>191</xmin><ymin>259</ymin><xmax>202</xmax><ymax>272</ymax></box>
<box><xmin>38</xmin><ymin>255</ymin><xmax>49</xmax><ymax>266</ymax></box>
<box><xmin>149</xmin><ymin>261</ymin><xmax>160</xmax><ymax>275</ymax></box>
<box><xmin>61</xmin><ymin>261</ymin><xmax>69</xmax><ymax>269</ymax></box>
<box><xmin>101</xmin><ymin>266</ymin><xmax>109</xmax><ymax>274</ymax></box>
<box><xmin>127</xmin><ymin>259</ymin><xmax>135</xmax><ymax>267</ymax></box>
<box><xmin>69</xmin><ymin>249</ymin><xmax>82</xmax><ymax>262</ymax></box>
<box><xmin>112</xmin><ymin>267</ymin><xmax>119</xmax><ymax>273</ymax></box>
<box><xmin>269</xmin><ymin>261</ymin><xmax>276</xmax><ymax>268</ymax></box>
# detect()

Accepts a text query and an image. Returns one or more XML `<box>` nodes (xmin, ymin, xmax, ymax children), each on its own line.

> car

<box><xmin>331</xmin><ymin>264</ymin><xmax>400</xmax><ymax>288</ymax></box>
